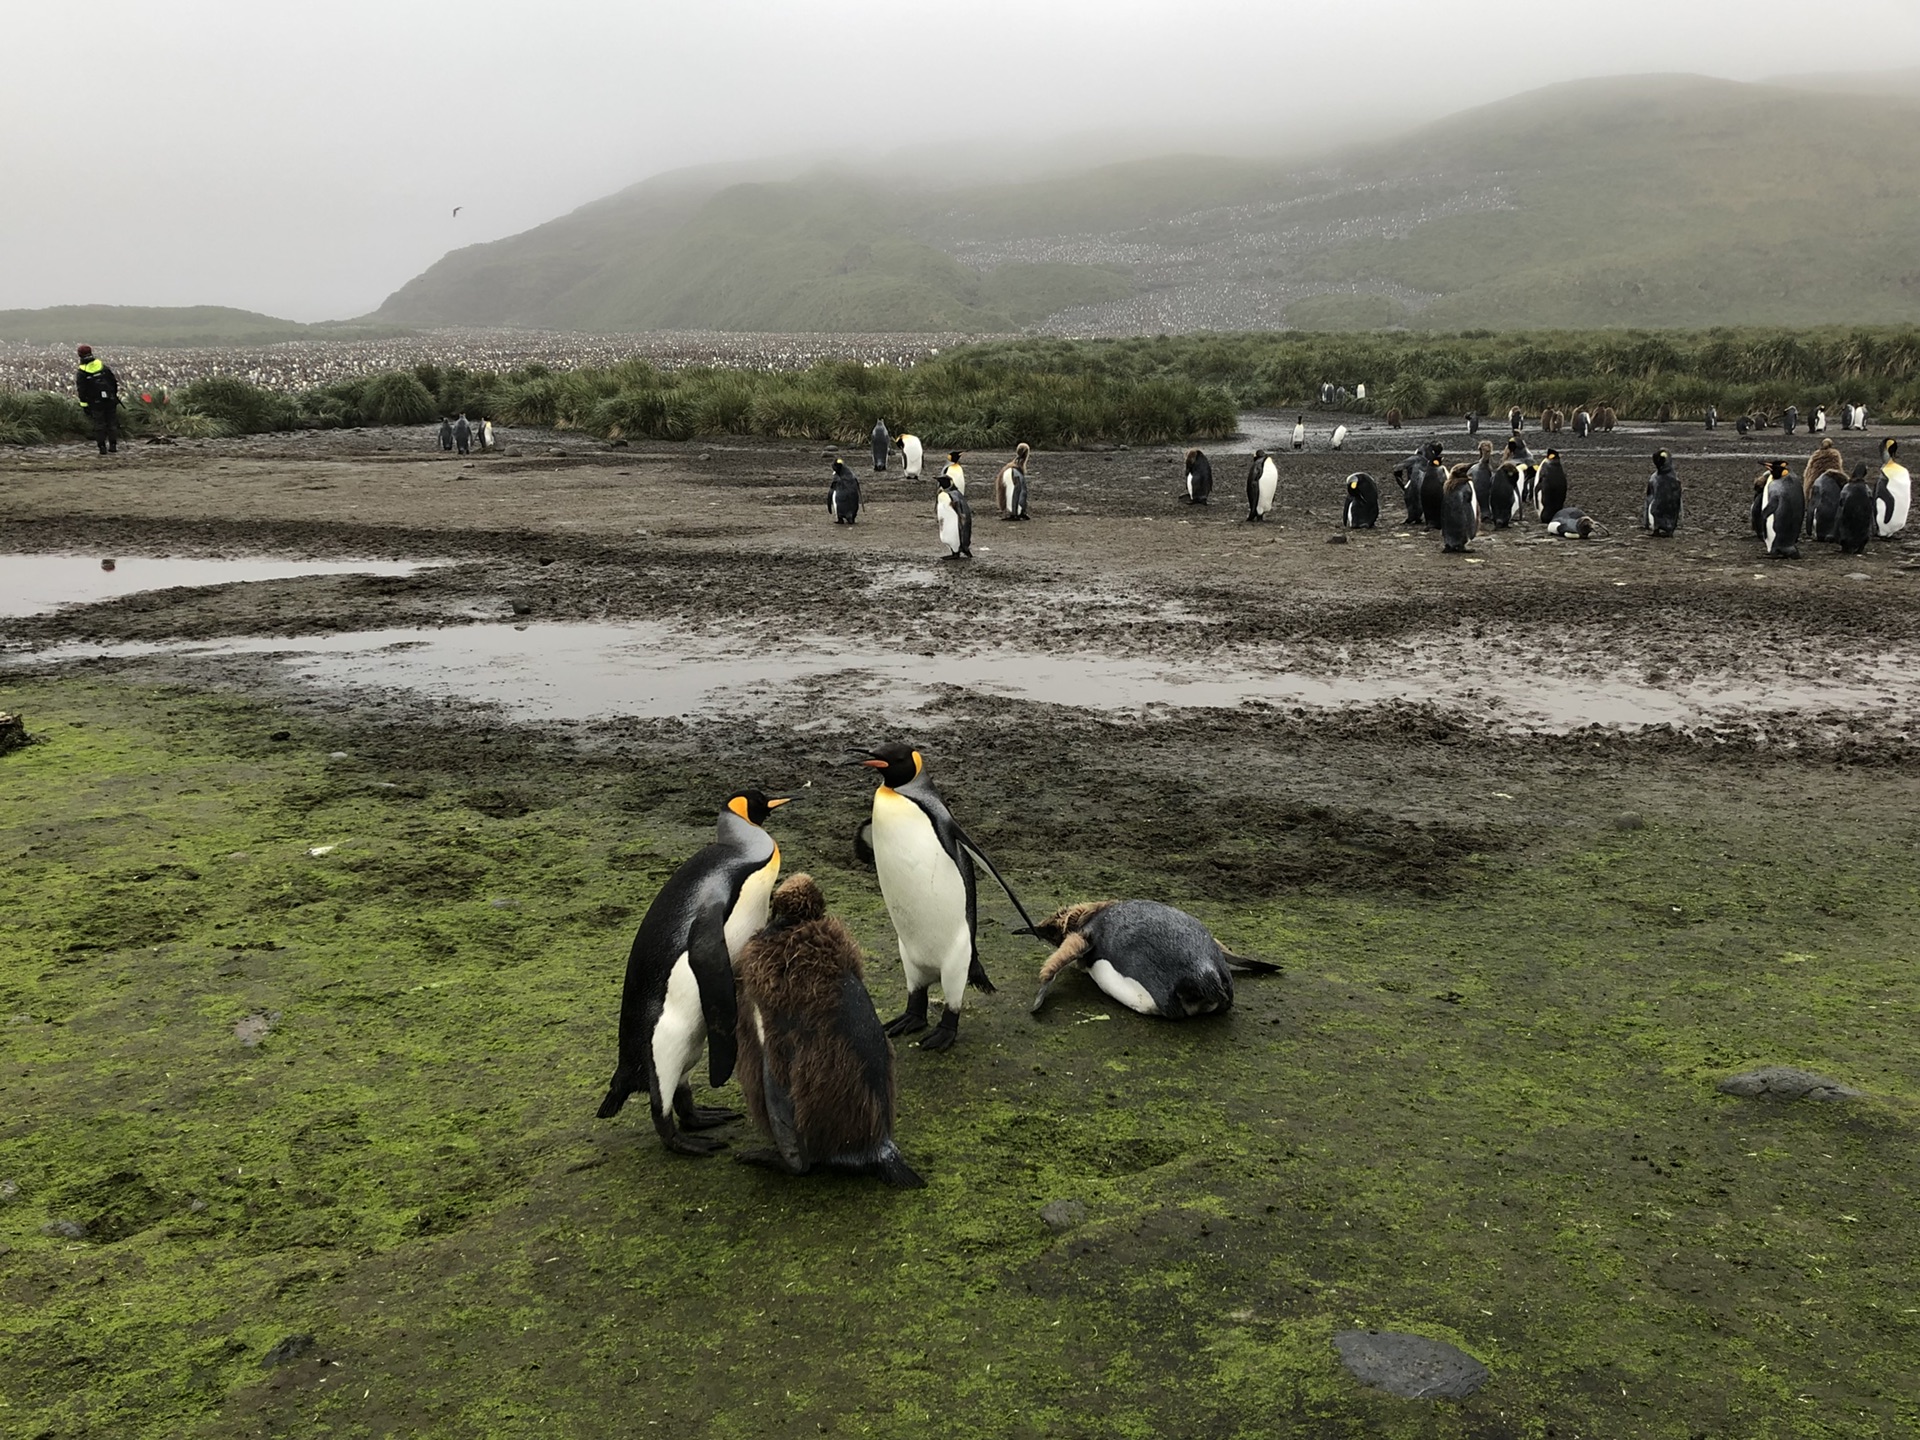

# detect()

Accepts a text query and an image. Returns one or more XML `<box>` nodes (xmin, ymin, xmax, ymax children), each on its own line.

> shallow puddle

<box><xmin>0</xmin><ymin>553</ymin><xmax>438</xmax><ymax>618</ymax></box>
<box><xmin>12</xmin><ymin>618</ymin><xmax>1908</xmax><ymax>733</ymax></box>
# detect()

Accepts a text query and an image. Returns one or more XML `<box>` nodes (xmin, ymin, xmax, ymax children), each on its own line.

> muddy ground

<box><xmin>2</xmin><ymin>416</ymin><xmax>1918</xmax><ymax>1438</ymax></box>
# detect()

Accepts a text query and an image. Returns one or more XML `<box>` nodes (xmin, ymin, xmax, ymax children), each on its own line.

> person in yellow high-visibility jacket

<box><xmin>74</xmin><ymin>344</ymin><xmax>122</xmax><ymax>454</ymax></box>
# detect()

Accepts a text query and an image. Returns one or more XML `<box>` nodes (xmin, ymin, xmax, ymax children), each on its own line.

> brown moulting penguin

<box><xmin>996</xmin><ymin>443</ymin><xmax>1031</xmax><ymax>520</ymax></box>
<box><xmin>732</xmin><ymin>875</ymin><xmax>925</xmax><ymax>1188</ymax></box>
<box><xmin>1023</xmin><ymin>900</ymin><xmax>1280</xmax><ymax>1018</ymax></box>
<box><xmin>1182</xmin><ymin>448</ymin><xmax>1213</xmax><ymax>504</ymax></box>
<box><xmin>597</xmin><ymin>789</ymin><xmax>791</xmax><ymax>1154</ymax></box>
<box><xmin>1802</xmin><ymin>436</ymin><xmax>1845</xmax><ymax>505</ymax></box>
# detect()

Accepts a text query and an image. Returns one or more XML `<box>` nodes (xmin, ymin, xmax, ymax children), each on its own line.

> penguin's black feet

<box><xmin>884</xmin><ymin>990</ymin><xmax>930</xmax><ymax>1038</ymax></box>
<box><xmin>735</xmin><ymin>1146</ymin><xmax>809</xmax><ymax>1175</ymax></box>
<box><xmin>662</xmin><ymin>1129</ymin><xmax>729</xmax><ymax>1156</ymax></box>
<box><xmin>917</xmin><ymin>1008</ymin><xmax>961</xmax><ymax>1052</ymax></box>
<box><xmin>682</xmin><ymin>1104</ymin><xmax>741</xmax><ymax>1130</ymax></box>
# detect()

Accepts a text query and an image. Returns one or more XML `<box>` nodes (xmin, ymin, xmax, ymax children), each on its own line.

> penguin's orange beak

<box><xmin>766</xmin><ymin>797</ymin><xmax>792</xmax><ymax>809</ymax></box>
<box><xmin>858</xmin><ymin>758</ymin><xmax>888</xmax><ymax>770</ymax></box>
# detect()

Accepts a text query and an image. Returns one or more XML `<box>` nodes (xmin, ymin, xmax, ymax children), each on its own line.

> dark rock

<box><xmin>0</xmin><ymin>713</ymin><xmax>28</xmax><ymax>756</ymax></box>
<box><xmin>268</xmin><ymin>730</ymin><xmax>291</xmax><ymax>742</ymax></box>
<box><xmin>1613</xmin><ymin>812</ymin><xmax>1645</xmax><ymax>831</ymax></box>
<box><xmin>1040</xmin><ymin>1199</ymin><xmax>1088</xmax><ymax>1233</ymax></box>
<box><xmin>510</xmin><ymin>600</ymin><xmax>533</xmax><ymax>616</ymax></box>
<box><xmin>260</xmin><ymin>1333</ymin><xmax>316</xmax><ymax>1368</ymax></box>
<box><xmin>1718</xmin><ymin>1066</ymin><xmax>1861</xmax><ymax>1102</ymax></box>
<box><xmin>41</xmin><ymin>1219</ymin><xmax>88</xmax><ymax>1239</ymax></box>
<box><xmin>1333</xmin><ymin>1330</ymin><xmax>1489</xmax><ymax>1400</ymax></box>
<box><xmin>1327</xmin><ymin>534</ymin><xmax>1348</xmax><ymax>545</ymax></box>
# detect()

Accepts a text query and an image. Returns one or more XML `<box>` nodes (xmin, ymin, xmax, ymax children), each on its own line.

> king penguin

<box><xmin>1183</xmin><ymin>448</ymin><xmax>1213</xmax><ymax>504</ymax></box>
<box><xmin>598</xmin><ymin>789</ymin><xmax>791</xmax><ymax>1154</ymax></box>
<box><xmin>1644</xmin><ymin>450</ymin><xmax>1682</xmax><ymax>537</ymax></box>
<box><xmin>828</xmin><ymin>459</ymin><xmax>862</xmax><ymax>525</ymax></box>
<box><xmin>852</xmin><ymin>743</ymin><xmax>1036</xmax><ymax>1051</ymax></box>
<box><xmin>1024</xmin><ymin>900</ymin><xmax>1280</xmax><ymax>1019</ymax></box>
<box><xmin>1418</xmin><ymin>442</ymin><xmax>1447</xmax><ymax>530</ymax></box>
<box><xmin>935</xmin><ymin>475</ymin><xmax>973</xmax><ymax>558</ymax></box>
<box><xmin>1440</xmin><ymin>465</ymin><xmax>1479</xmax><ymax>552</ymax></box>
<box><xmin>1837</xmin><ymin>464</ymin><xmax>1875</xmax><ymax>555</ymax></box>
<box><xmin>1246</xmin><ymin>449</ymin><xmax>1278</xmax><ymax>521</ymax></box>
<box><xmin>1758</xmin><ymin>459</ymin><xmax>1804</xmax><ymax>558</ymax></box>
<box><xmin>1547</xmin><ymin>507</ymin><xmax>1596</xmax><ymax>538</ymax></box>
<box><xmin>1291</xmin><ymin>417</ymin><xmax>1306</xmax><ymax>451</ymax></box>
<box><xmin>1536</xmin><ymin>449</ymin><xmax>1568</xmax><ymax>522</ymax></box>
<box><xmin>871</xmin><ymin>419</ymin><xmax>891</xmax><ymax>472</ymax></box>
<box><xmin>1875</xmin><ymin>438</ymin><xmax>1911</xmax><ymax>538</ymax></box>
<box><xmin>1331</xmin><ymin>423</ymin><xmax>1349</xmax><ymax>451</ymax></box>
<box><xmin>895</xmin><ymin>432</ymin><xmax>924</xmax><ymax>479</ymax></box>
<box><xmin>1343</xmin><ymin>472</ymin><xmax>1379</xmax><ymax>529</ymax></box>
<box><xmin>1489</xmin><ymin>463</ymin><xmax>1524</xmax><ymax>528</ymax></box>
<box><xmin>996</xmin><ymin>443</ymin><xmax>1031</xmax><ymax>520</ymax></box>
<box><xmin>942</xmin><ymin>450</ymin><xmax>966</xmax><ymax>496</ymax></box>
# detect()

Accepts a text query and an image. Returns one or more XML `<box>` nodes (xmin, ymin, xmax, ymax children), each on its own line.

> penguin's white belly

<box><xmin>1291</xmin><ymin>427</ymin><xmax>1304</xmax><ymax>447</ymax></box>
<box><xmin>1089</xmin><ymin>959</ymin><xmax>1160</xmax><ymax>1016</ymax></box>
<box><xmin>1257</xmin><ymin>463</ymin><xmax>1277</xmax><ymax>514</ymax></box>
<box><xmin>902</xmin><ymin>439</ymin><xmax>923</xmax><ymax>476</ymax></box>
<box><xmin>946</xmin><ymin>466</ymin><xmax>966</xmax><ymax>495</ymax></box>
<box><xmin>652</xmin><ymin>952</ymin><xmax>707</xmax><ymax>1090</ymax></box>
<box><xmin>1185</xmin><ymin>471</ymin><xmax>1197</xmax><ymax>499</ymax></box>
<box><xmin>872</xmin><ymin>791</ymin><xmax>969</xmax><ymax>989</ymax></box>
<box><xmin>937</xmin><ymin>499</ymin><xmax>961</xmax><ymax>553</ymax></box>
<box><xmin>724</xmin><ymin>850</ymin><xmax>780</xmax><ymax>960</ymax></box>
<box><xmin>1882</xmin><ymin>469</ymin><xmax>1911</xmax><ymax>535</ymax></box>
<box><xmin>1331</xmin><ymin>425</ymin><xmax>1347</xmax><ymax>450</ymax></box>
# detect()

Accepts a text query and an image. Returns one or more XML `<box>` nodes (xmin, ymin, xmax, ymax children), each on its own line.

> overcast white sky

<box><xmin>5</xmin><ymin>0</ymin><xmax>1917</xmax><ymax>321</ymax></box>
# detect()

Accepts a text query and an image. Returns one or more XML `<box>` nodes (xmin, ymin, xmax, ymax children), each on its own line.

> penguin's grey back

<box><xmin>1082</xmin><ymin>901</ymin><xmax>1234</xmax><ymax>1017</ymax></box>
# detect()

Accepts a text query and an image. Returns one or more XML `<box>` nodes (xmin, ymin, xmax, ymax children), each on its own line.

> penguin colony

<box><xmin>603</xmin><ymin>746</ymin><xmax>1279</xmax><ymax>1183</ymax></box>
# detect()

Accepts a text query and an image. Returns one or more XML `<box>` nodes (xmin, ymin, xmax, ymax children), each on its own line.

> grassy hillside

<box><xmin>0</xmin><ymin>305</ymin><xmax>414</xmax><ymax>347</ymax></box>
<box><xmin>371</xmin><ymin>75</ymin><xmax>1920</xmax><ymax>335</ymax></box>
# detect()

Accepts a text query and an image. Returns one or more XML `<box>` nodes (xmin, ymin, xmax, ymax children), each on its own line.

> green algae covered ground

<box><xmin>3</xmin><ymin>676</ymin><xmax>1918</xmax><ymax>1439</ymax></box>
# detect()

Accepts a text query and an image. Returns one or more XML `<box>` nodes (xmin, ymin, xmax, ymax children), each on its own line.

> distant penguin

<box><xmin>732</xmin><ymin>874</ymin><xmax>924</xmax><ymax>1188</ymax></box>
<box><xmin>935</xmin><ymin>476</ymin><xmax>973</xmax><ymax>558</ymax></box>
<box><xmin>1536</xmin><ymin>449</ymin><xmax>1568</xmax><ymax>521</ymax></box>
<box><xmin>1246</xmin><ymin>450</ymin><xmax>1278</xmax><ymax>521</ymax></box>
<box><xmin>1490</xmin><ymin>463</ymin><xmax>1524</xmax><ymax>528</ymax></box>
<box><xmin>996</xmin><ymin>443</ymin><xmax>1030</xmax><ymax>520</ymax></box>
<box><xmin>828</xmin><ymin>459</ymin><xmax>862</xmax><ymax>525</ymax></box>
<box><xmin>1808</xmin><ymin>468</ymin><xmax>1842</xmax><ymax>542</ymax></box>
<box><xmin>438</xmin><ymin>417</ymin><xmax>454</xmax><ymax>451</ymax></box>
<box><xmin>1812</xmin><ymin>405</ymin><xmax>1827</xmax><ymax>434</ymax></box>
<box><xmin>1842</xmin><ymin>403</ymin><xmax>1857</xmax><ymax>431</ymax></box>
<box><xmin>1392</xmin><ymin>468</ymin><xmax>1422</xmax><ymax>525</ymax></box>
<box><xmin>1508</xmin><ymin>405</ymin><xmax>1524</xmax><ymax>433</ymax></box>
<box><xmin>1024</xmin><ymin>900</ymin><xmax>1280</xmax><ymax>1019</ymax></box>
<box><xmin>1319</xmin><ymin>383</ymin><xmax>1333</xmax><ymax>405</ymax></box>
<box><xmin>1356</xmin><ymin>383</ymin><xmax>1368</xmax><ymax>402</ymax></box>
<box><xmin>597</xmin><ymin>789</ymin><xmax>791</xmax><ymax>1153</ymax></box>
<box><xmin>1858</xmin><ymin>405</ymin><xmax>1870</xmax><ymax>432</ymax></box>
<box><xmin>1418</xmin><ymin>443</ymin><xmax>1447</xmax><ymax>530</ymax></box>
<box><xmin>1644</xmin><ymin>449</ymin><xmax>1681</xmax><ymax>537</ymax></box>
<box><xmin>1440</xmin><ymin>466</ymin><xmax>1479</xmax><ymax>552</ymax></box>
<box><xmin>853</xmin><ymin>742</ymin><xmax>1035</xmax><ymax>1052</ymax></box>
<box><xmin>1783</xmin><ymin>405</ymin><xmax>1799</xmax><ymax>436</ymax></box>
<box><xmin>1331</xmin><ymin>423</ymin><xmax>1348</xmax><ymax>451</ymax></box>
<box><xmin>1573</xmin><ymin>409</ymin><xmax>1592</xmax><ymax>438</ymax></box>
<box><xmin>1705</xmin><ymin>405</ymin><xmax>1719</xmax><ymax>431</ymax></box>
<box><xmin>1758</xmin><ymin>459</ymin><xmax>1803</xmax><ymax>558</ymax></box>
<box><xmin>1875</xmin><ymin>437</ymin><xmax>1911</xmax><ymax>537</ymax></box>
<box><xmin>1292</xmin><ymin>417</ymin><xmax>1306</xmax><ymax>451</ymax></box>
<box><xmin>871</xmin><ymin>419</ymin><xmax>890</xmax><ymax>472</ymax></box>
<box><xmin>1837</xmin><ymin>464</ymin><xmax>1875</xmax><ymax>554</ymax></box>
<box><xmin>1737</xmin><ymin>415</ymin><xmax>1753</xmax><ymax>437</ymax></box>
<box><xmin>1546</xmin><ymin>507</ymin><xmax>1595</xmax><ymax>538</ymax></box>
<box><xmin>895</xmin><ymin>433</ymin><xmax>923</xmax><ymax>478</ymax></box>
<box><xmin>1467</xmin><ymin>412</ymin><xmax>1480</xmax><ymax>435</ymax></box>
<box><xmin>1503</xmin><ymin>435</ymin><xmax>1533</xmax><ymax>465</ymax></box>
<box><xmin>1343</xmin><ymin>472</ymin><xmax>1379</xmax><ymax>529</ymax></box>
<box><xmin>1183</xmin><ymin>448</ymin><xmax>1213</xmax><ymax>504</ymax></box>
<box><xmin>942</xmin><ymin>450</ymin><xmax>966</xmax><ymax>495</ymax></box>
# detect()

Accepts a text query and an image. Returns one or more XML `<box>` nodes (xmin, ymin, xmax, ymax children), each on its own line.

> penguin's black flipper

<box><xmin>1223</xmin><ymin>952</ymin><xmax>1283</xmax><ymax>976</ymax></box>
<box><xmin>944</xmin><ymin>820</ymin><xmax>1038</xmax><ymax>932</ymax></box>
<box><xmin>755</xmin><ymin>1044</ymin><xmax>806</xmax><ymax>1172</ymax></box>
<box><xmin>687</xmin><ymin>909</ymin><xmax>738</xmax><ymax>1089</ymax></box>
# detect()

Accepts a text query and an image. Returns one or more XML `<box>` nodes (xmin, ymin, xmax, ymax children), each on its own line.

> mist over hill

<box><xmin>370</xmin><ymin>74</ymin><xmax>1920</xmax><ymax>336</ymax></box>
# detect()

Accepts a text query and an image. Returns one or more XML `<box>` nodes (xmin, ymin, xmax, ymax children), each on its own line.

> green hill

<box><xmin>369</xmin><ymin>74</ymin><xmax>1920</xmax><ymax>335</ymax></box>
<box><xmin>0</xmin><ymin>305</ymin><xmax>411</xmax><ymax>347</ymax></box>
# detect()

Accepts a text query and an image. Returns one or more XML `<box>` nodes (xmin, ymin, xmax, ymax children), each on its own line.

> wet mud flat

<box><xmin>2</xmin><ymin>424</ymin><xmax>1919</xmax><ymax>1438</ymax></box>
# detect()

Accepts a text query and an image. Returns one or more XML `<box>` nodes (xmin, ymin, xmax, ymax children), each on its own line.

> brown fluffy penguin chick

<box><xmin>733</xmin><ymin>875</ymin><xmax>925</xmax><ymax>1188</ymax></box>
<box><xmin>1803</xmin><ymin>436</ymin><xmax>1844</xmax><ymax>499</ymax></box>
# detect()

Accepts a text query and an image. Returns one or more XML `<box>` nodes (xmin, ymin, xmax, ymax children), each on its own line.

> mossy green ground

<box><xmin>2</xmin><ymin>678</ymin><xmax>1917</xmax><ymax>1438</ymax></box>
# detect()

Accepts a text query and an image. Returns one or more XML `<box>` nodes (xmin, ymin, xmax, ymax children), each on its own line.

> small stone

<box><xmin>1718</xmin><ymin>1065</ymin><xmax>1861</xmax><ymax>1102</ymax></box>
<box><xmin>510</xmin><ymin>600</ymin><xmax>533</xmax><ymax>616</ymax></box>
<box><xmin>41</xmin><ymin>1219</ymin><xmax>88</xmax><ymax>1240</ymax></box>
<box><xmin>1327</xmin><ymin>533</ymin><xmax>1348</xmax><ymax>544</ymax></box>
<box><xmin>234</xmin><ymin>1012</ymin><xmax>280</xmax><ymax>1047</ymax></box>
<box><xmin>188</xmin><ymin>1198</ymin><xmax>207</xmax><ymax>1212</ymax></box>
<box><xmin>269</xmin><ymin>730</ymin><xmax>291</xmax><ymax>742</ymax></box>
<box><xmin>0</xmin><ymin>713</ymin><xmax>28</xmax><ymax>756</ymax></box>
<box><xmin>1040</xmin><ymin>1199</ymin><xmax>1088</xmax><ymax>1233</ymax></box>
<box><xmin>261</xmin><ymin>1333</ymin><xmax>316</xmax><ymax>1368</ymax></box>
<box><xmin>1847</xmin><ymin>572</ymin><xmax>1869</xmax><ymax>580</ymax></box>
<box><xmin>698</xmin><ymin>453</ymin><xmax>711</xmax><ymax>462</ymax></box>
<box><xmin>1333</xmin><ymin>1330</ymin><xmax>1489</xmax><ymax>1400</ymax></box>
<box><xmin>328</xmin><ymin>751</ymin><xmax>348</xmax><ymax>760</ymax></box>
<box><xmin>488</xmin><ymin>898</ymin><xmax>519</xmax><ymax>910</ymax></box>
<box><xmin>1613</xmin><ymin>812</ymin><xmax>1645</xmax><ymax>831</ymax></box>
<box><xmin>0</xmin><ymin>1178</ymin><xmax>16</xmax><ymax>1199</ymax></box>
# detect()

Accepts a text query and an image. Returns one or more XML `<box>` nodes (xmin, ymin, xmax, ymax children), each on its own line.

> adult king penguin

<box><xmin>1418</xmin><ymin>443</ymin><xmax>1447</xmax><ymax>530</ymax></box>
<box><xmin>1024</xmin><ymin>900</ymin><xmax>1280</xmax><ymax>1019</ymax></box>
<box><xmin>1837</xmin><ymin>464</ymin><xmax>1875</xmax><ymax>554</ymax></box>
<box><xmin>871</xmin><ymin>418</ymin><xmax>891</xmax><ymax>472</ymax></box>
<box><xmin>996</xmin><ymin>443</ymin><xmax>1031</xmax><ymax>520</ymax></box>
<box><xmin>1440</xmin><ymin>466</ymin><xmax>1479</xmax><ymax>552</ymax></box>
<box><xmin>598</xmin><ymin>788</ymin><xmax>791</xmax><ymax>1154</ymax></box>
<box><xmin>1343</xmin><ymin>472</ymin><xmax>1380</xmax><ymax>529</ymax></box>
<box><xmin>1534</xmin><ymin>449</ymin><xmax>1567</xmax><ymax>522</ymax></box>
<box><xmin>942</xmin><ymin>450</ymin><xmax>967</xmax><ymax>495</ymax></box>
<box><xmin>894</xmin><ymin>432</ymin><xmax>924</xmax><ymax>479</ymax></box>
<box><xmin>1246</xmin><ymin>449</ymin><xmax>1278</xmax><ymax>521</ymax></box>
<box><xmin>1644</xmin><ymin>450</ymin><xmax>1682</xmax><ymax>537</ymax></box>
<box><xmin>1183</xmin><ymin>448</ymin><xmax>1213</xmax><ymax>504</ymax></box>
<box><xmin>828</xmin><ymin>459</ymin><xmax>862</xmax><ymax>525</ymax></box>
<box><xmin>1331</xmin><ymin>423</ymin><xmax>1349</xmax><ymax>451</ymax></box>
<box><xmin>1489</xmin><ymin>463</ymin><xmax>1524</xmax><ymax>528</ymax></box>
<box><xmin>1875</xmin><ymin>438</ymin><xmax>1911</xmax><ymax>537</ymax></box>
<box><xmin>1292</xmin><ymin>417</ymin><xmax>1306</xmax><ymax>451</ymax></box>
<box><xmin>935</xmin><ymin>475</ymin><xmax>973</xmax><ymax>559</ymax></box>
<box><xmin>851</xmin><ymin>743</ymin><xmax>1037</xmax><ymax>1052</ymax></box>
<box><xmin>1758</xmin><ymin>459</ymin><xmax>1804</xmax><ymax>558</ymax></box>
<box><xmin>1546</xmin><ymin>507</ymin><xmax>1596</xmax><ymax>538</ymax></box>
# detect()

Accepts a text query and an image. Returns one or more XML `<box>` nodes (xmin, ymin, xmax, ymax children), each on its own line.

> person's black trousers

<box><xmin>90</xmin><ymin>405</ymin><xmax>119</xmax><ymax>453</ymax></box>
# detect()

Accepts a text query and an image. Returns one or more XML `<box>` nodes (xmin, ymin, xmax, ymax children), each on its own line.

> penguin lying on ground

<box><xmin>1023</xmin><ymin>900</ymin><xmax>1279</xmax><ymax>1019</ymax></box>
<box><xmin>1441</xmin><ymin>465</ymin><xmax>1479</xmax><ymax>552</ymax></box>
<box><xmin>1547</xmin><ymin>507</ymin><xmax>1596</xmax><ymax>538</ymax></box>
<box><xmin>829</xmin><ymin>460</ymin><xmax>861</xmax><ymax>525</ymax></box>
<box><xmin>852</xmin><ymin>743</ymin><xmax>1036</xmax><ymax>1052</ymax></box>
<box><xmin>1535</xmin><ymin>449</ymin><xmax>1567</xmax><ymax>521</ymax></box>
<box><xmin>1183</xmin><ymin>448</ymin><xmax>1213</xmax><ymax>504</ymax></box>
<box><xmin>598</xmin><ymin>789</ymin><xmax>790</xmax><ymax>1154</ymax></box>
<box><xmin>1644</xmin><ymin>450</ymin><xmax>1682</xmax><ymax>537</ymax></box>
<box><xmin>1758</xmin><ymin>459</ymin><xmax>1804</xmax><ymax>558</ymax></box>
<box><xmin>733</xmin><ymin>874</ymin><xmax>925</xmax><ymax>1188</ymax></box>
<box><xmin>1838</xmin><ymin>464</ymin><xmax>1875</xmax><ymax>554</ymax></box>
<box><xmin>936</xmin><ymin>476</ymin><xmax>972</xmax><ymax>558</ymax></box>
<box><xmin>1343</xmin><ymin>472</ymin><xmax>1379</xmax><ymax>528</ymax></box>
<box><xmin>997</xmin><ymin>443</ymin><xmax>1031</xmax><ymax>519</ymax></box>
<box><xmin>1247</xmin><ymin>450</ymin><xmax>1278</xmax><ymax>521</ymax></box>
<box><xmin>894</xmin><ymin>432</ymin><xmax>924</xmax><ymax>479</ymax></box>
<box><xmin>1875</xmin><ymin>438</ymin><xmax>1910</xmax><ymax>537</ymax></box>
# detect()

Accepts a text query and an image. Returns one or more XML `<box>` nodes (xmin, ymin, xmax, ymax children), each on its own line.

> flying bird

<box><xmin>452</xmin><ymin>206</ymin><xmax>463</xmax><ymax>217</ymax></box>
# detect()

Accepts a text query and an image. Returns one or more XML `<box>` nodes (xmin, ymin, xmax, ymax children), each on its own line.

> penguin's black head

<box><xmin>948</xmin><ymin>450</ymin><xmax>962</xmax><ymax>461</ymax></box>
<box><xmin>726</xmin><ymin>790</ymin><xmax>791</xmax><ymax>826</ymax></box>
<box><xmin>1425</xmin><ymin>441</ymin><xmax>1444</xmax><ymax>462</ymax></box>
<box><xmin>1886</xmin><ymin>438</ymin><xmax>1901</xmax><ymax>460</ymax></box>
<box><xmin>1545</xmin><ymin>448</ymin><xmax>1559</xmax><ymax>460</ymax></box>
<box><xmin>1347</xmin><ymin>474</ymin><xmax>1360</xmax><ymax>491</ymax></box>
<box><xmin>1852</xmin><ymin>462</ymin><xmax>1871</xmax><ymax>481</ymax></box>
<box><xmin>1768</xmin><ymin>459</ymin><xmax>1790</xmax><ymax>478</ymax></box>
<box><xmin>1576</xmin><ymin>516</ymin><xmax>1594</xmax><ymax>538</ymax></box>
<box><xmin>851</xmin><ymin>742</ymin><xmax>921</xmax><ymax>788</ymax></box>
